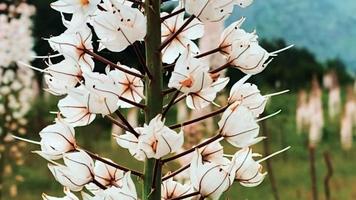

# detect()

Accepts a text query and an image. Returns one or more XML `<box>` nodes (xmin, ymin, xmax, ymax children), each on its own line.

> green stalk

<box><xmin>143</xmin><ymin>0</ymin><xmax>163</xmax><ymax>199</ymax></box>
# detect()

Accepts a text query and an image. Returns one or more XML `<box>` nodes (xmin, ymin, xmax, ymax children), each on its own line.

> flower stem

<box><xmin>118</xmin><ymin>96</ymin><xmax>146</xmax><ymax>109</ymax></box>
<box><xmin>105</xmin><ymin>115</ymin><xmax>129</xmax><ymax>132</ymax></box>
<box><xmin>143</xmin><ymin>0</ymin><xmax>163</xmax><ymax>199</ymax></box>
<box><xmin>84</xmin><ymin>149</ymin><xmax>143</xmax><ymax>177</ymax></box>
<box><xmin>209</xmin><ymin>61</ymin><xmax>232</xmax><ymax>74</ymax></box>
<box><xmin>162</xmin><ymin>163</ymin><xmax>190</xmax><ymax>181</ymax></box>
<box><xmin>162</xmin><ymin>90</ymin><xmax>180</xmax><ymax>118</ymax></box>
<box><xmin>132</xmin><ymin>43</ymin><xmax>152</xmax><ymax>79</ymax></box>
<box><xmin>92</xmin><ymin>179</ymin><xmax>107</xmax><ymax>190</ymax></box>
<box><xmin>169</xmin><ymin>105</ymin><xmax>229</xmax><ymax>129</ymax></box>
<box><xmin>83</xmin><ymin>49</ymin><xmax>144</xmax><ymax>79</ymax></box>
<box><xmin>160</xmin><ymin>8</ymin><xmax>186</xmax><ymax>22</ymax></box>
<box><xmin>162</xmin><ymin>134</ymin><xmax>223</xmax><ymax>163</ymax></box>
<box><xmin>159</xmin><ymin>15</ymin><xmax>195</xmax><ymax>51</ymax></box>
<box><xmin>194</xmin><ymin>46</ymin><xmax>228</xmax><ymax>59</ymax></box>
<box><xmin>162</xmin><ymin>88</ymin><xmax>177</xmax><ymax>95</ymax></box>
<box><xmin>115</xmin><ymin>111</ymin><xmax>140</xmax><ymax>138</ymax></box>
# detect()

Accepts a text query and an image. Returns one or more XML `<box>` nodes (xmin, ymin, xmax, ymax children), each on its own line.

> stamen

<box><xmin>31</xmin><ymin>53</ymin><xmax>62</xmax><ymax>59</ymax></box>
<box><xmin>11</xmin><ymin>135</ymin><xmax>41</xmax><ymax>145</ymax></box>
<box><xmin>270</xmin><ymin>44</ymin><xmax>294</xmax><ymax>56</ymax></box>
<box><xmin>264</xmin><ymin>90</ymin><xmax>290</xmax><ymax>98</ymax></box>
<box><xmin>257</xmin><ymin>146</ymin><xmax>291</xmax><ymax>163</ymax></box>
<box><xmin>256</xmin><ymin>110</ymin><xmax>282</xmax><ymax>122</ymax></box>
<box><xmin>17</xmin><ymin>61</ymin><xmax>46</xmax><ymax>73</ymax></box>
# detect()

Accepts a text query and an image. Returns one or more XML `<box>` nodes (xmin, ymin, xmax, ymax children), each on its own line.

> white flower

<box><xmin>58</xmin><ymin>87</ymin><xmax>96</xmax><ymax>127</ymax></box>
<box><xmin>38</xmin><ymin>118</ymin><xmax>77</xmax><ymax>160</ymax></box>
<box><xmin>168</xmin><ymin>48</ymin><xmax>212</xmax><ymax>95</ymax></box>
<box><xmin>168</xmin><ymin>48</ymin><xmax>229</xmax><ymax>109</ymax></box>
<box><xmin>219</xmin><ymin>17</ymin><xmax>250</xmax><ymax>56</ymax></box>
<box><xmin>43</xmin><ymin>59</ymin><xmax>82</xmax><ymax>96</ymax></box>
<box><xmin>86</xmin><ymin>159</ymin><xmax>125</xmax><ymax>194</ymax></box>
<box><xmin>232</xmin><ymin>147</ymin><xmax>290</xmax><ymax>187</ymax></box>
<box><xmin>232</xmin><ymin>148</ymin><xmax>266</xmax><ymax>187</ymax></box>
<box><xmin>186</xmin><ymin>76</ymin><xmax>229</xmax><ymax>110</ymax></box>
<box><xmin>161</xmin><ymin>178</ymin><xmax>193</xmax><ymax>200</ymax></box>
<box><xmin>51</xmin><ymin>0</ymin><xmax>100</xmax><ymax>27</ymax></box>
<box><xmin>42</xmin><ymin>187</ymin><xmax>79</xmax><ymax>200</ymax></box>
<box><xmin>184</xmin><ymin>0</ymin><xmax>235</xmax><ymax>22</ymax></box>
<box><xmin>47</xmin><ymin>150</ymin><xmax>94</xmax><ymax>191</ymax></box>
<box><xmin>229</xmin><ymin>35</ymin><xmax>293</xmax><ymax>75</ymax></box>
<box><xmin>228</xmin><ymin>75</ymin><xmax>266</xmax><ymax>117</ymax></box>
<box><xmin>117</xmin><ymin>115</ymin><xmax>184</xmax><ymax>161</ymax></box>
<box><xmin>108</xmin><ymin>66</ymin><xmax>144</xmax><ymax>108</ymax></box>
<box><xmin>199</xmin><ymin>140</ymin><xmax>230</xmax><ymax>165</ymax></box>
<box><xmin>82</xmin><ymin>70</ymin><xmax>120</xmax><ymax>113</ymax></box>
<box><xmin>83</xmin><ymin>172</ymin><xmax>137</xmax><ymax>200</ymax></box>
<box><xmin>91</xmin><ymin>3</ymin><xmax>146</xmax><ymax>52</ymax></box>
<box><xmin>48</xmin><ymin>25</ymin><xmax>94</xmax><ymax>71</ymax></box>
<box><xmin>235</xmin><ymin>0</ymin><xmax>254</xmax><ymax>8</ymax></box>
<box><xmin>218</xmin><ymin>103</ymin><xmax>264</xmax><ymax>148</ymax></box>
<box><xmin>58</xmin><ymin>71</ymin><xmax>122</xmax><ymax>126</ymax></box>
<box><xmin>190</xmin><ymin>149</ymin><xmax>236</xmax><ymax>200</ymax></box>
<box><xmin>161</xmin><ymin>5</ymin><xmax>204</xmax><ymax>64</ymax></box>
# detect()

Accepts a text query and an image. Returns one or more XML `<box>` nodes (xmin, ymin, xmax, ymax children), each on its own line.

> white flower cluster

<box><xmin>0</xmin><ymin>2</ymin><xmax>37</xmax><ymax>198</ymax></box>
<box><xmin>15</xmin><ymin>0</ymin><xmax>292</xmax><ymax>199</ymax></box>
<box><xmin>296</xmin><ymin>77</ymin><xmax>324</xmax><ymax>147</ymax></box>
<box><xmin>0</xmin><ymin>2</ymin><xmax>37</xmax><ymax>137</ymax></box>
<box><xmin>0</xmin><ymin>3</ymin><xmax>36</xmax><ymax>68</ymax></box>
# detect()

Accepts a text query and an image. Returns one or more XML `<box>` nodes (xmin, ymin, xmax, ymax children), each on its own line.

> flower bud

<box><xmin>83</xmin><ymin>172</ymin><xmax>137</xmax><ymax>200</ymax></box>
<box><xmin>229</xmin><ymin>75</ymin><xmax>267</xmax><ymax>117</ymax></box>
<box><xmin>218</xmin><ymin>103</ymin><xmax>265</xmax><ymax>148</ymax></box>
<box><xmin>48</xmin><ymin>150</ymin><xmax>94</xmax><ymax>191</ymax></box>
<box><xmin>117</xmin><ymin>115</ymin><xmax>184</xmax><ymax>161</ymax></box>
<box><xmin>42</xmin><ymin>187</ymin><xmax>79</xmax><ymax>200</ymax></box>
<box><xmin>86</xmin><ymin>159</ymin><xmax>124</xmax><ymax>194</ymax></box>
<box><xmin>190</xmin><ymin>149</ymin><xmax>236</xmax><ymax>200</ymax></box>
<box><xmin>233</xmin><ymin>148</ymin><xmax>266</xmax><ymax>187</ymax></box>
<box><xmin>39</xmin><ymin>118</ymin><xmax>77</xmax><ymax>160</ymax></box>
<box><xmin>184</xmin><ymin>0</ymin><xmax>235</xmax><ymax>22</ymax></box>
<box><xmin>161</xmin><ymin>178</ymin><xmax>193</xmax><ymax>200</ymax></box>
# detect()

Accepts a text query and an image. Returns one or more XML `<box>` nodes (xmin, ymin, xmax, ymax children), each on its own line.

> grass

<box><xmin>2</xmin><ymin>92</ymin><xmax>356</xmax><ymax>200</ymax></box>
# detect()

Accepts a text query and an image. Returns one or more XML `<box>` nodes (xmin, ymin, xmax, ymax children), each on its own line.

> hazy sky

<box><xmin>227</xmin><ymin>0</ymin><xmax>356</xmax><ymax>73</ymax></box>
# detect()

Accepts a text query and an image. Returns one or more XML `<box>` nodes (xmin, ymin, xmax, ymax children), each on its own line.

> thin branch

<box><xmin>169</xmin><ymin>105</ymin><xmax>229</xmax><ymax>129</ymax></box>
<box><xmin>162</xmin><ymin>164</ymin><xmax>190</xmax><ymax>181</ymax></box>
<box><xmin>160</xmin><ymin>8</ymin><xmax>186</xmax><ymax>22</ymax></box>
<box><xmin>162</xmin><ymin>88</ymin><xmax>177</xmax><ymax>95</ymax></box>
<box><xmin>159</xmin><ymin>15</ymin><xmax>196</xmax><ymax>51</ymax></box>
<box><xmin>115</xmin><ymin>111</ymin><xmax>140</xmax><ymax>137</ymax></box>
<box><xmin>162</xmin><ymin>134</ymin><xmax>223</xmax><ymax>163</ymax></box>
<box><xmin>105</xmin><ymin>115</ymin><xmax>129</xmax><ymax>132</ymax></box>
<box><xmin>163</xmin><ymin>63</ymin><xmax>176</xmax><ymax>71</ymax></box>
<box><xmin>195</xmin><ymin>46</ymin><xmax>227</xmax><ymax>59</ymax></box>
<box><xmin>309</xmin><ymin>146</ymin><xmax>318</xmax><ymax>200</ymax></box>
<box><xmin>323</xmin><ymin>151</ymin><xmax>333</xmax><ymax>200</ymax></box>
<box><xmin>170</xmin><ymin>191</ymin><xmax>200</xmax><ymax>200</ymax></box>
<box><xmin>83</xmin><ymin>49</ymin><xmax>144</xmax><ymax>79</ymax></box>
<box><xmin>92</xmin><ymin>179</ymin><xmax>107</xmax><ymax>190</ymax></box>
<box><xmin>118</xmin><ymin>96</ymin><xmax>146</xmax><ymax>110</ymax></box>
<box><xmin>209</xmin><ymin>61</ymin><xmax>232</xmax><ymax>74</ymax></box>
<box><xmin>132</xmin><ymin>43</ymin><xmax>152</xmax><ymax>79</ymax></box>
<box><xmin>84</xmin><ymin>150</ymin><xmax>143</xmax><ymax>177</ymax></box>
<box><xmin>162</xmin><ymin>90</ymin><xmax>180</xmax><ymax>118</ymax></box>
<box><xmin>163</xmin><ymin>94</ymin><xmax>186</xmax><ymax>110</ymax></box>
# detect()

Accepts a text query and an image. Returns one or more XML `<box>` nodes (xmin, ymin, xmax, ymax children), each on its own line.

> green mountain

<box><xmin>227</xmin><ymin>0</ymin><xmax>356</xmax><ymax>72</ymax></box>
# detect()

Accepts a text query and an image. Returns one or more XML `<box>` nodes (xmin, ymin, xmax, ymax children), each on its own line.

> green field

<box><xmin>2</xmin><ymin>93</ymin><xmax>356</xmax><ymax>200</ymax></box>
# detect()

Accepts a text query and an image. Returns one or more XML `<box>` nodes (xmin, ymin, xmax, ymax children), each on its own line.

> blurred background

<box><xmin>0</xmin><ymin>0</ymin><xmax>355</xmax><ymax>199</ymax></box>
